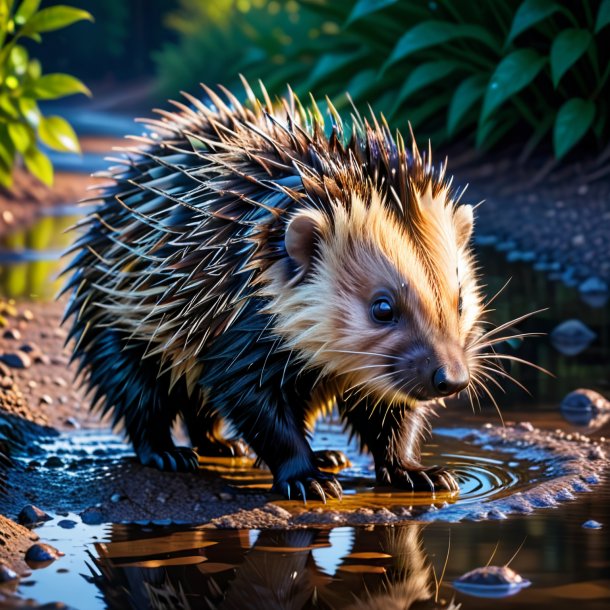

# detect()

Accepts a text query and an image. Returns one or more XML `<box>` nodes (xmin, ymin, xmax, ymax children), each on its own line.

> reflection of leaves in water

<box><xmin>0</xmin><ymin>213</ymin><xmax>80</xmax><ymax>299</ymax></box>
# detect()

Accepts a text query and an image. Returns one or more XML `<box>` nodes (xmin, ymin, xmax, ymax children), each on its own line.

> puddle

<box><xmin>1</xmin><ymin>186</ymin><xmax>609</xmax><ymax>609</ymax></box>
<box><xmin>13</xmin><ymin>486</ymin><xmax>610</xmax><ymax>610</ymax></box>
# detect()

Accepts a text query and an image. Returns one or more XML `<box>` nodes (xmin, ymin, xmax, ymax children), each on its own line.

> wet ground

<box><xmin>1</xmin><ymin>132</ymin><xmax>609</xmax><ymax>608</ymax></box>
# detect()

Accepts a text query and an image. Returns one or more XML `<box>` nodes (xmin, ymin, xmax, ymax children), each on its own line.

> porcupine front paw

<box><xmin>272</xmin><ymin>469</ymin><xmax>343</xmax><ymax>503</ymax></box>
<box><xmin>138</xmin><ymin>446</ymin><xmax>200</xmax><ymax>472</ymax></box>
<box><xmin>377</xmin><ymin>463</ymin><xmax>460</xmax><ymax>494</ymax></box>
<box><xmin>314</xmin><ymin>449</ymin><xmax>351</xmax><ymax>470</ymax></box>
<box><xmin>197</xmin><ymin>437</ymin><xmax>249</xmax><ymax>458</ymax></box>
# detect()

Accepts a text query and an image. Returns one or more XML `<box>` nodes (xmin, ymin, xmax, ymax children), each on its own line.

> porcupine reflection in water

<box><xmin>88</xmin><ymin>524</ymin><xmax>439</xmax><ymax>610</ymax></box>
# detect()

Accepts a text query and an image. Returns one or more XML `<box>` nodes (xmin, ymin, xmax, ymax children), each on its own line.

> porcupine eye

<box><xmin>370</xmin><ymin>297</ymin><xmax>395</xmax><ymax>324</ymax></box>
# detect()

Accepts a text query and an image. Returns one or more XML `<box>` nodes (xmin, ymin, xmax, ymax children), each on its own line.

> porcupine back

<box><xmin>62</xmin><ymin>80</ymin><xmax>461</xmax><ymax>426</ymax></box>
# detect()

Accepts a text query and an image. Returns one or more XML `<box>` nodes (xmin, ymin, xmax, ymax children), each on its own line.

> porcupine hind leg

<box><xmin>85</xmin><ymin>330</ymin><xmax>199</xmax><ymax>473</ymax></box>
<box><xmin>340</xmin><ymin>399</ymin><xmax>459</xmax><ymax>493</ymax></box>
<box><xmin>181</xmin><ymin>402</ymin><xmax>249</xmax><ymax>458</ymax></box>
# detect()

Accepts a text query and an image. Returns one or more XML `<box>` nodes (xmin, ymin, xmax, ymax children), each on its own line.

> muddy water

<box><xmin>1</xmin><ymin>212</ymin><xmax>610</xmax><ymax>609</ymax></box>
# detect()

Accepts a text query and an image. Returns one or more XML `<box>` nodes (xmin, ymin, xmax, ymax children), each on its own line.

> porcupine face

<box><xmin>272</xmin><ymin>187</ymin><xmax>483</xmax><ymax>407</ymax></box>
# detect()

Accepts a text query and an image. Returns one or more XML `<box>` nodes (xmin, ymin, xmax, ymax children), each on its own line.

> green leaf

<box><xmin>23</xmin><ymin>145</ymin><xmax>53</xmax><ymax>186</ymax></box>
<box><xmin>22</xmin><ymin>5</ymin><xmax>92</xmax><ymax>34</ymax></box>
<box><xmin>507</xmin><ymin>0</ymin><xmax>560</xmax><ymax>45</ymax></box>
<box><xmin>394</xmin><ymin>61</ymin><xmax>457</xmax><ymax>110</ymax></box>
<box><xmin>595</xmin><ymin>0</ymin><xmax>610</xmax><ymax>32</ymax></box>
<box><xmin>307</xmin><ymin>50</ymin><xmax>366</xmax><ymax>88</ymax></box>
<box><xmin>481</xmin><ymin>50</ymin><xmax>546</xmax><ymax>122</ymax></box>
<box><xmin>0</xmin><ymin>125</ymin><xmax>16</xmax><ymax>168</ymax></box>
<box><xmin>38</xmin><ymin>115</ymin><xmax>80</xmax><ymax>153</ymax></box>
<box><xmin>348</xmin><ymin>0</ymin><xmax>397</xmax><ymax>23</ymax></box>
<box><xmin>14</xmin><ymin>0</ymin><xmax>40</xmax><ymax>25</ymax></box>
<box><xmin>0</xmin><ymin>93</ymin><xmax>19</xmax><ymax>118</ymax></box>
<box><xmin>550</xmin><ymin>29</ymin><xmax>591</xmax><ymax>87</ymax></box>
<box><xmin>9</xmin><ymin>45</ymin><xmax>29</xmax><ymax>75</ymax></box>
<box><xmin>385</xmin><ymin>21</ymin><xmax>497</xmax><ymax>69</ymax></box>
<box><xmin>553</xmin><ymin>98</ymin><xmax>595</xmax><ymax>158</ymax></box>
<box><xmin>447</xmin><ymin>74</ymin><xmax>487</xmax><ymax>135</ymax></box>
<box><xmin>27</xmin><ymin>73</ymin><xmax>91</xmax><ymax>99</ymax></box>
<box><xmin>7</xmin><ymin>122</ymin><xmax>31</xmax><ymax>153</ymax></box>
<box><xmin>18</xmin><ymin>98</ymin><xmax>40</xmax><ymax>126</ymax></box>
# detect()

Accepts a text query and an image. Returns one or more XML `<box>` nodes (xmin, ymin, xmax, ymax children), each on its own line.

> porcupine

<box><xmin>62</xmin><ymin>79</ymin><xmax>491</xmax><ymax>501</ymax></box>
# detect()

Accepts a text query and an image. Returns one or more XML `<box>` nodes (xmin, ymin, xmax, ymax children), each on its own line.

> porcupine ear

<box><xmin>285</xmin><ymin>211</ymin><xmax>326</xmax><ymax>281</ymax></box>
<box><xmin>454</xmin><ymin>204</ymin><xmax>474</xmax><ymax>248</ymax></box>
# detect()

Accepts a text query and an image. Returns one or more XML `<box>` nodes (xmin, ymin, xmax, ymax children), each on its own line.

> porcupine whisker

<box><xmin>470</xmin><ymin>373</ymin><xmax>505</xmax><ymax>427</ymax></box>
<box><xmin>471</xmin><ymin>368</ymin><xmax>506</xmax><ymax>394</ymax></box>
<box><xmin>474</xmin><ymin>361</ymin><xmax>531</xmax><ymax>395</ymax></box>
<box><xmin>470</xmin><ymin>309</ymin><xmax>548</xmax><ymax>346</ymax></box>
<box><xmin>325</xmin><ymin>349</ymin><xmax>403</xmax><ymax>361</ymax></box>
<box><xmin>472</xmin><ymin>353</ymin><xmax>553</xmax><ymax>377</ymax></box>
<box><xmin>482</xmin><ymin>277</ymin><xmax>512</xmax><ymax>309</ymax></box>
<box><xmin>471</xmin><ymin>332</ymin><xmax>544</xmax><ymax>349</ymax></box>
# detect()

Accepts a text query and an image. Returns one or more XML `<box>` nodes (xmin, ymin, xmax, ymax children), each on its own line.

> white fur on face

<box><xmin>261</xmin><ymin>189</ymin><xmax>482</xmax><ymax>405</ymax></box>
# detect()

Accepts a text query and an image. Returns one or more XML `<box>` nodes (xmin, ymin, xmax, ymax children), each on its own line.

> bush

<box><xmin>157</xmin><ymin>0</ymin><xmax>610</xmax><ymax>160</ymax></box>
<box><xmin>261</xmin><ymin>0</ymin><xmax>610</xmax><ymax>159</ymax></box>
<box><xmin>0</xmin><ymin>0</ymin><xmax>92</xmax><ymax>187</ymax></box>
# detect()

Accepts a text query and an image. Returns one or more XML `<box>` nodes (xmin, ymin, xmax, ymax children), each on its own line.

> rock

<box><xmin>80</xmin><ymin>507</ymin><xmax>104</xmax><ymax>525</ymax></box>
<box><xmin>35</xmin><ymin>353</ymin><xmax>51</xmax><ymax>365</ymax></box>
<box><xmin>44</xmin><ymin>456</ymin><xmax>63</xmax><ymax>468</ymax></box>
<box><xmin>64</xmin><ymin>416</ymin><xmax>80</xmax><ymax>429</ymax></box>
<box><xmin>2</xmin><ymin>328</ymin><xmax>21</xmax><ymax>340</ymax></box>
<box><xmin>588</xmin><ymin>445</ymin><xmax>606</xmax><ymax>460</ymax></box>
<box><xmin>53</xmin><ymin>376</ymin><xmax>67</xmax><ymax>387</ymax></box>
<box><xmin>25</xmin><ymin>543</ymin><xmax>64</xmax><ymax>567</ymax></box>
<box><xmin>582</xmin><ymin>520</ymin><xmax>602</xmax><ymax>529</ymax></box>
<box><xmin>1</xmin><ymin>210</ymin><xmax>15</xmax><ymax>225</ymax></box>
<box><xmin>0</xmin><ymin>351</ymin><xmax>32</xmax><ymax>369</ymax></box>
<box><xmin>578</xmin><ymin>276</ymin><xmax>609</xmax><ymax>308</ymax></box>
<box><xmin>560</xmin><ymin>389</ymin><xmax>610</xmax><ymax>428</ymax></box>
<box><xmin>39</xmin><ymin>395</ymin><xmax>53</xmax><ymax>405</ymax></box>
<box><xmin>20</xmin><ymin>309</ymin><xmax>34</xmax><ymax>322</ymax></box>
<box><xmin>19</xmin><ymin>342</ymin><xmax>40</xmax><ymax>354</ymax></box>
<box><xmin>0</xmin><ymin>560</ymin><xmax>19</xmax><ymax>583</ymax></box>
<box><xmin>18</xmin><ymin>505</ymin><xmax>52</xmax><ymax>526</ymax></box>
<box><xmin>57</xmin><ymin>519</ymin><xmax>77</xmax><ymax>529</ymax></box>
<box><xmin>550</xmin><ymin>319</ymin><xmax>596</xmax><ymax>356</ymax></box>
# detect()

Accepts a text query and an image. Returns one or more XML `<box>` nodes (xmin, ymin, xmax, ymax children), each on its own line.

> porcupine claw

<box><xmin>296</xmin><ymin>481</ymin><xmax>308</xmax><ymax>505</ymax></box>
<box><xmin>309</xmin><ymin>479</ymin><xmax>327</xmax><ymax>504</ymax></box>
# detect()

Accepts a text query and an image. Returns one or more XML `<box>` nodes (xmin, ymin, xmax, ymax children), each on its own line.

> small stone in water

<box><xmin>453</xmin><ymin>565</ymin><xmax>531</xmax><ymax>598</ymax></box>
<box><xmin>18</xmin><ymin>505</ymin><xmax>52</xmax><ymax>525</ymax></box>
<box><xmin>45</xmin><ymin>456</ymin><xmax>64</xmax><ymax>468</ymax></box>
<box><xmin>25</xmin><ymin>543</ymin><xmax>64</xmax><ymax>567</ymax></box>
<box><xmin>57</xmin><ymin>519</ymin><xmax>78</xmax><ymax>529</ymax></box>
<box><xmin>80</xmin><ymin>507</ymin><xmax>104</xmax><ymax>525</ymax></box>
<box><xmin>582</xmin><ymin>520</ymin><xmax>602</xmax><ymax>529</ymax></box>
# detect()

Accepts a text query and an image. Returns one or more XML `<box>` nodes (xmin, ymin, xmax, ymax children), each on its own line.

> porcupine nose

<box><xmin>432</xmin><ymin>365</ymin><xmax>469</xmax><ymax>396</ymax></box>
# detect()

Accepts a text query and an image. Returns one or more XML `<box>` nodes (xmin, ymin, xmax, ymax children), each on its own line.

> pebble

<box><xmin>0</xmin><ymin>561</ymin><xmax>19</xmax><ymax>583</ymax></box>
<box><xmin>19</xmin><ymin>342</ymin><xmax>40</xmax><ymax>354</ymax></box>
<box><xmin>44</xmin><ymin>456</ymin><xmax>63</xmax><ymax>468</ymax></box>
<box><xmin>53</xmin><ymin>376</ymin><xmax>67</xmax><ymax>387</ymax></box>
<box><xmin>25</xmin><ymin>543</ymin><xmax>64</xmax><ymax>566</ymax></box>
<box><xmin>64</xmin><ymin>416</ymin><xmax>80</xmax><ymax>429</ymax></box>
<box><xmin>20</xmin><ymin>309</ymin><xmax>34</xmax><ymax>321</ymax></box>
<box><xmin>0</xmin><ymin>351</ymin><xmax>32</xmax><ymax>369</ymax></box>
<box><xmin>550</xmin><ymin>319</ymin><xmax>596</xmax><ymax>356</ymax></box>
<box><xmin>2</xmin><ymin>328</ymin><xmax>21</xmax><ymax>340</ymax></box>
<box><xmin>1</xmin><ymin>210</ymin><xmax>15</xmax><ymax>225</ymax></box>
<box><xmin>110</xmin><ymin>493</ymin><xmax>122</xmax><ymax>503</ymax></box>
<box><xmin>588</xmin><ymin>446</ymin><xmax>606</xmax><ymax>460</ymax></box>
<box><xmin>582</xmin><ymin>520</ymin><xmax>602</xmax><ymax>529</ymax></box>
<box><xmin>57</xmin><ymin>519</ymin><xmax>77</xmax><ymax>529</ymax></box>
<box><xmin>58</xmin><ymin>395</ymin><xmax>69</xmax><ymax>405</ymax></box>
<box><xmin>0</xmin><ymin>376</ymin><xmax>13</xmax><ymax>389</ymax></box>
<box><xmin>217</xmin><ymin>492</ymin><xmax>234</xmax><ymax>501</ymax></box>
<box><xmin>80</xmin><ymin>507</ymin><xmax>104</xmax><ymax>525</ymax></box>
<box><xmin>39</xmin><ymin>395</ymin><xmax>53</xmax><ymax>405</ymax></box>
<box><xmin>35</xmin><ymin>354</ymin><xmax>51</xmax><ymax>365</ymax></box>
<box><xmin>18</xmin><ymin>505</ymin><xmax>52</xmax><ymax>525</ymax></box>
<box><xmin>27</xmin><ymin>380</ymin><xmax>37</xmax><ymax>389</ymax></box>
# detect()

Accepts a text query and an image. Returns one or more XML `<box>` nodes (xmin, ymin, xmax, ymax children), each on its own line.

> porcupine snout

<box><xmin>400</xmin><ymin>342</ymin><xmax>469</xmax><ymax>400</ymax></box>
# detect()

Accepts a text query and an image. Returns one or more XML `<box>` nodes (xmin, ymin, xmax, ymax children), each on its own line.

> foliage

<box><xmin>0</xmin><ymin>0</ymin><xmax>92</xmax><ymax>187</ymax></box>
<box><xmin>158</xmin><ymin>0</ymin><xmax>610</xmax><ymax>159</ymax></box>
<box><xmin>154</xmin><ymin>0</ymin><xmax>319</xmax><ymax>99</ymax></box>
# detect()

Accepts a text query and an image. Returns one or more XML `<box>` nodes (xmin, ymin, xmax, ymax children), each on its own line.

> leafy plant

<box><xmin>0</xmin><ymin>0</ymin><xmax>92</xmax><ymax>187</ymax></box>
<box><xmin>153</xmin><ymin>0</ymin><xmax>610</xmax><ymax>159</ymax></box>
<box><xmin>231</xmin><ymin>0</ymin><xmax>610</xmax><ymax>160</ymax></box>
